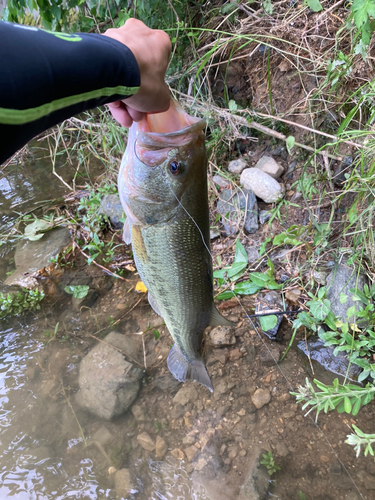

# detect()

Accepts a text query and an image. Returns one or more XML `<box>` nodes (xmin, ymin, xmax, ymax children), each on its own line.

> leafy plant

<box><xmin>64</xmin><ymin>285</ymin><xmax>90</xmax><ymax>299</ymax></box>
<box><xmin>260</xmin><ymin>451</ymin><xmax>280</xmax><ymax>476</ymax></box>
<box><xmin>0</xmin><ymin>289</ymin><xmax>45</xmax><ymax>319</ymax></box>
<box><xmin>346</xmin><ymin>424</ymin><xmax>375</xmax><ymax>459</ymax></box>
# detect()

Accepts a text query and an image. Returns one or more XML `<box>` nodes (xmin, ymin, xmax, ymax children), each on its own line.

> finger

<box><xmin>126</xmin><ymin>107</ymin><xmax>145</xmax><ymax>122</ymax></box>
<box><xmin>107</xmin><ymin>102</ymin><xmax>133</xmax><ymax>128</ymax></box>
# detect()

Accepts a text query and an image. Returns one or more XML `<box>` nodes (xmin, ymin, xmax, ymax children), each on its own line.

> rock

<box><xmin>170</xmin><ymin>448</ymin><xmax>185</xmax><ymax>460</ymax></box>
<box><xmin>213</xmin><ymin>174</ymin><xmax>230</xmax><ymax>188</ymax></box>
<box><xmin>217</xmin><ymin>405</ymin><xmax>230</xmax><ymax>417</ymax></box>
<box><xmin>259</xmin><ymin>345</ymin><xmax>280</xmax><ymax>366</ymax></box>
<box><xmin>154</xmin><ymin>372</ymin><xmax>181</xmax><ymax>393</ymax></box>
<box><xmin>214</xmin><ymin>380</ymin><xmax>230</xmax><ymax>397</ymax></box>
<box><xmin>240</xmin><ymin>168</ymin><xmax>284</xmax><ymax>203</ymax></box>
<box><xmin>137</xmin><ymin>432</ymin><xmax>155</xmax><ymax>451</ymax></box>
<box><xmin>245</xmin><ymin>245</ymin><xmax>260</xmax><ymax>263</ymax></box>
<box><xmin>193</xmin><ymin>457</ymin><xmax>208</xmax><ymax>471</ymax></box>
<box><xmin>326</xmin><ymin>260</ymin><xmax>369</xmax><ymax>324</ymax></box>
<box><xmin>216</xmin><ymin>188</ymin><xmax>258</xmax><ymax>235</ymax></box>
<box><xmin>238</xmin><ymin>448</ymin><xmax>270</xmax><ymax>500</ymax></box>
<box><xmin>254</xmin><ymin>156</ymin><xmax>284</xmax><ymax>178</ymax></box>
<box><xmin>259</xmin><ymin>210</ymin><xmax>271</xmax><ymax>225</ymax></box>
<box><xmin>209</xmin><ymin>326</ymin><xmax>236</xmax><ymax>347</ymax></box>
<box><xmin>131</xmin><ymin>405</ymin><xmax>148</xmax><ymax>421</ymax></box>
<box><xmin>363</xmin><ymin>474</ymin><xmax>375</xmax><ymax>490</ymax></box>
<box><xmin>77</xmin><ymin>332</ymin><xmax>143</xmax><ymax>419</ymax></box>
<box><xmin>155</xmin><ymin>436</ymin><xmax>168</xmax><ymax>458</ymax></box>
<box><xmin>115</xmin><ymin>469</ymin><xmax>132</xmax><ymax>499</ymax></box>
<box><xmin>98</xmin><ymin>194</ymin><xmax>124</xmax><ymax>229</ymax></box>
<box><xmin>297</xmin><ymin>338</ymin><xmax>361</xmax><ymax>382</ymax></box>
<box><xmin>173</xmin><ymin>385</ymin><xmax>198</xmax><ymax>406</ymax></box>
<box><xmin>91</xmin><ymin>427</ymin><xmax>113</xmax><ymax>446</ymax></box>
<box><xmin>185</xmin><ymin>445</ymin><xmax>199</xmax><ymax>462</ymax></box>
<box><xmin>229</xmin><ymin>348</ymin><xmax>242</xmax><ymax>361</ymax></box>
<box><xmin>320</xmin><ymin>455</ymin><xmax>330</xmax><ymax>463</ymax></box>
<box><xmin>71</xmin><ymin>289</ymin><xmax>98</xmax><ymax>311</ymax></box>
<box><xmin>313</xmin><ymin>269</ymin><xmax>330</xmax><ymax>285</ymax></box>
<box><xmin>183</xmin><ymin>435</ymin><xmax>196</xmax><ymax>445</ymax></box>
<box><xmin>276</xmin><ymin>441</ymin><xmax>289</xmax><ymax>457</ymax></box>
<box><xmin>285</xmin><ymin>288</ymin><xmax>301</xmax><ymax>304</ymax></box>
<box><xmin>228</xmin><ymin>159</ymin><xmax>248</xmax><ymax>174</ymax></box>
<box><xmin>210</xmin><ymin>228</ymin><xmax>220</xmax><ymax>240</ymax></box>
<box><xmin>255</xmin><ymin>291</ymin><xmax>284</xmax><ymax>339</ymax></box>
<box><xmin>5</xmin><ymin>227</ymin><xmax>71</xmax><ymax>288</ymax></box>
<box><xmin>251</xmin><ymin>389</ymin><xmax>271</xmax><ymax>409</ymax></box>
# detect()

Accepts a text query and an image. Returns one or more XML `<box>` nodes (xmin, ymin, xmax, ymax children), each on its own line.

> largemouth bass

<box><xmin>118</xmin><ymin>100</ymin><xmax>232</xmax><ymax>391</ymax></box>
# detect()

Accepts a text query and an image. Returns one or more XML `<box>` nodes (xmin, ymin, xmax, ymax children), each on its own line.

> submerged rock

<box><xmin>297</xmin><ymin>338</ymin><xmax>361</xmax><ymax>382</ymax></box>
<box><xmin>326</xmin><ymin>260</ymin><xmax>369</xmax><ymax>324</ymax></box>
<box><xmin>216</xmin><ymin>188</ymin><xmax>258</xmax><ymax>235</ymax></box>
<box><xmin>77</xmin><ymin>332</ymin><xmax>143</xmax><ymax>419</ymax></box>
<box><xmin>115</xmin><ymin>469</ymin><xmax>133</xmax><ymax>500</ymax></box>
<box><xmin>5</xmin><ymin>226</ymin><xmax>71</xmax><ymax>288</ymax></box>
<box><xmin>240</xmin><ymin>168</ymin><xmax>284</xmax><ymax>203</ymax></box>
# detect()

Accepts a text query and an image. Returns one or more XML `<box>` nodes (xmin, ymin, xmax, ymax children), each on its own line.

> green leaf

<box><xmin>249</xmin><ymin>272</ymin><xmax>270</xmax><ymax>286</ymax></box>
<box><xmin>259</xmin><ymin>314</ymin><xmax>278</xmax><ymax>332</ymax></box>
<box><xmin>307</xmin><ymin>299</ymin><xmax>331</xmax><ymax>321</ymax></box>
<box><xmin>286</xmin><ymin>135</ymin><xmax>295</xmax><ymax>154</ymax></box>
<box><xmin>216</xmin><ymin>290</ymin><xmax>236</xmax><ymax>300</ymax></box>
<box><xmin>317</xmin><ymin>287</ymin><xmax>326</xmax><ymax>300</ymax></box>
<box><xmin>227</xmin><ymin>262</ymin><xmax>247</xmax><ymax>279</ymax></box>
<box><xmin>306</xmin><ymin>0</ymin><xmax>323</xmax><ymax>11</ymax></box>
<box><xmin>339</xmin><ymin>293</ymin><xmax>348</xmax><ymax>304</ymax></box>
<box><xmin>64</xmin><ymin>285</ymin><xmax>90</xmax><ymax>299</ymax></box>
<box><xmin>344</xmin><ymin>396</ymin><xmax>352</xmax><ymax>413</ymax></box>
<box><xmin>234</xmin><ymin>239</ymin><xmax>248</xmax><ymax>264</ymax></box>
<box><xmin>153</xmin><ymin>329</ymin><xmax>160</xmax><ymax>341</ymax></box>
<box><xmin>228</xmin><ymin>99</ymin><xmax>238</xmax><ymax>112</ymax></box>
<box><xmin>352</xmin><ymin>398</ymin><xmax>362</xmax><ymax>416</ymax></box>
<box><xmin>234</xmin><ymin>281</ymin><xmax>263</xmax><ymax>295</ymax></box>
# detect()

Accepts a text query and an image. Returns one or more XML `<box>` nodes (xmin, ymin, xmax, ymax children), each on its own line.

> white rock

<box><xmin>240</xmin><ymin>168</ymin><xmax>284</xmax><ymax>203</ymax></box>
<box><xmin>254</xmin><ymin>156</ymin><xmax>284</xmax><ymax>178</ymax></box>
<box><xmin>228</xmin><ymin>159</ymin><xmax>248</xmax><ymax>174</ymax></box>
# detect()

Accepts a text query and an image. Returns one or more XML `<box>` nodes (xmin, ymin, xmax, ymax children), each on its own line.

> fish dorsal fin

<box><xmin>148</xmin><ymin>292</ymin><xmax>163</xmax><ymax>318</ymax></box>
<box><xmin>209</xmin><ymin>307</ymin><xmax>235</xmax><ymax>327</ymax></box>
<box><xmin>123</xmin><ymin>218</ymin><xmax>131</xmax><ymax>245</ymax></box>
<box><xmin>167</xmin><ymin>344</ymin><xmax>213</xmax><ymax>392</ymax></box>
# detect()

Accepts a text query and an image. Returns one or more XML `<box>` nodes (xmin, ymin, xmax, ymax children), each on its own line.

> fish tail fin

<box><xmin>209</xmin><ymin>306</ymin><xmax>236</xmax><ymax>327</ymax></box>
<box><xmin>167</xmin><ymin>344</ymin><xmax>213</xmax><ymax>392</ymax></box>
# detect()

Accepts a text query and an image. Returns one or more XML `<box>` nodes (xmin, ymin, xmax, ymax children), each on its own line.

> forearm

<box><xmin>0</xmin><ymin>22</ymin><xmax>140</xmax><ymax>163</ymax></box>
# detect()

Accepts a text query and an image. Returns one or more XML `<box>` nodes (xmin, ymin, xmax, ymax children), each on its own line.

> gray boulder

<box><xmin>78</xmin><ymin>332</ymin><xmax>143</xmax><ymax>419</ymax></box>
<box><xmin>326</xmin><ymin>260</ymin><xmax>369</xmax><ymax>324</ymax></box>
<box><xmin>254</xmin><ymin>156</ymin><xmax>284</xmax><ymax>178</ymax></box>
<box><xmin>216</xmin><ymin>188</ymin><xmax>258</xmax><ymax>235</ymax></box>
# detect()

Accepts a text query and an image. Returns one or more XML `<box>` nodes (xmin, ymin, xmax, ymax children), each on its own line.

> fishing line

<box><xmin>158</xmin><ymin>165</ymin><xmax>365</xmax><ymax>499</ymax></box>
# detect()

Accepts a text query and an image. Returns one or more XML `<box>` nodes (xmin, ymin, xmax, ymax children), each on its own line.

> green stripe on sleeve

<box><xmin>0</xmin><ymin>85</ymin><xmax>140</xmax><ymax>125</ymax></box>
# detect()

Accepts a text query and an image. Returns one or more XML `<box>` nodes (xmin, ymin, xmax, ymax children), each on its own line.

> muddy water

<box><xmin>0</xmin><ymin>153</ymin><xmax>373</xmax><ymax>500</ymax></box>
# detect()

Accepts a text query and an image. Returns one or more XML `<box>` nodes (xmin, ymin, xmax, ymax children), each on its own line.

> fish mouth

<box><xmin>137</xmin><ymin>119</ymin><xmax>206</xmax><ymax>150</ymax></box>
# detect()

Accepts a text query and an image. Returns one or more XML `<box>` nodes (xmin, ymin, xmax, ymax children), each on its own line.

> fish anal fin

<box><xmin>209</xmin><ymin>307</ymin><xmax>236</xmax><ymax>327</ymax></box>
<box><xmin>167</xmin><ymin>344</ymin><xmax>213</xmax><ymax>392</ymax></box>
<box><xmin>148</xmin><ymin>292</ymin><xmax>163</xmax><ymax>318</ymax></box>
<box><xmin>123</xmin><ymin>218</ymin><xmax>131</xmax><ymax>245</ymax></box>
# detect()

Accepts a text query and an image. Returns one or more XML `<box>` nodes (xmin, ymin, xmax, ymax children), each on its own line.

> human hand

<box><xmin>103</xmin><ymin>18</ymin><xmax>171</xmax><ymax>127</ymax></box>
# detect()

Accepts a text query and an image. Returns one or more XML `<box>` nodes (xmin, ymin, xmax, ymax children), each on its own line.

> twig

<box><xmin>76</xmin><ymin>244</ymin><xmax>130</xmax><ymax>282</ymax></box>
<box><xmin>61</xmin><ymin>386</ymin><xmax>87</xmax><ymax>445</ymax></box>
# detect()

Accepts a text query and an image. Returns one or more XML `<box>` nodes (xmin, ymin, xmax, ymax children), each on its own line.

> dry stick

<box><xmin>91</xmin><ymin>296</ymin><xmax>143</xmax><ymax>337</ymax></box>
<box><xmin>61</xmin><ymin>386</ymin><xmax>87</xmax><ymax>445</ymax></box>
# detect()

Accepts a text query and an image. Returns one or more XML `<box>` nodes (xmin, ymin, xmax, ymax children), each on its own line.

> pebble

<box><xmin>209</xmin><ymin>326</ymin><xmax>236</xmax><ymax>347</ymax></box>
<box><xmin>251</xmin><ymin>388</ymin><xmax>271</xmax><ymax>409</ymax></box>
<box><xmin>239</xmin><ymin>449</ymin><xmax>247</xmax><ymax>457</ymax></box>
<box><xmin>320</xmin><ymin>455</ymin><xmax>330</xmax><ymax>463</ymax></box>
<box><xmin>183</xmin><ymin>435</ymin><xmax>196</xmax><ymax>445</ymax></box>
<box><xmin>115</xmin><ymin>469</ymin><xmax>132</xmax><ymax>499</ymax></box>
<box><xmin>229</xmin><ymin>348</ymin><xmax>242</xmax><ymax>361</ymax></box>
<box><xmin>259</xmin><ymin>345</ymin><xmax>280</xmax><ymax>367</ymax></box>
<box><xmin>285</xmin><ymin>288</ymin><xmax>301</xmax><ymax>303</ymax></box>
<box><xmin>276</xmin><ymin>441</ymin><xmax>289</xmax><ymax>457</ymax></box>
<box><xmin>240</xmin><ymin>168</ymin><xmax>284</xmax><ymax>203</ymax></box>
<box><xmin>237</xmin><ymin>408</ymin><xmax>246</xmax><ymax>416</ymax></box>
<box><xmin>259</xmin><ymin>210</ymin><xmax>271</xmax><ymax>225</ymax></box>
<box><xmin>137</xmin><ymin>432</ymin><xmax>155</xmax><ymax>451</ymax></box>
<box><xmin>173</xmin><ymin>385</ymin><xmax>198</xmax><ymax>406</ymax></box>
<box><xmin>185</xmin><ymin>445</ymin><xmax>199</xmax><ymax>462</ymax></box>
<box><xmin>170</xmin><ymin>448</ymin><xmax>185</xmax><ymax>460</ymax></box>
<box><xmin>228</xmin><ymin>159</ymin><xmax>248</xmax><ymax>174</ymax></box>
<box><xmin>155</xmin><ymin>436</ymin><xmax>168</xmax><ymax>459</ymax></box>
<box><xmin>193</xmin><ymin>457</ymin><xmax>208</xmax><ymax>471</ymax></box>
<box><xmin>131</xmin><ymin>405</ymin><xmax>147</xmax><ymax>422</ymax></box>
<box><xmin>254</xmin><ymin>156</ymin><xmax>284</xmax><ymax>178</ymax></box>
<box><xmin>213</xmin><ymin>174</ymin><xmax>230</xmax><ymax>188</ymax></box>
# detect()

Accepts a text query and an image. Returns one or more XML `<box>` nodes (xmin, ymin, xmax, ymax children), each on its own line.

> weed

<box><xmin>260</xmin><ymin>451</ymin><xmax>280</xmax><ymax>476</ymax></box>
<box><xmin>0</xmin><ymin>289</ymin><xmax>45</xmax><ymax>319</ymax></box>
<box><xmin>64</xmin><ymin>285</ymin><xmax>90</xmax><ymax>299</ymax></box>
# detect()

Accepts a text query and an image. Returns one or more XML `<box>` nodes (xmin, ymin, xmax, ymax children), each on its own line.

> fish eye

<box><xmin>169</xmin><ymin>160</ymin><xmax>183</xmax><ymax>176</ymax></box>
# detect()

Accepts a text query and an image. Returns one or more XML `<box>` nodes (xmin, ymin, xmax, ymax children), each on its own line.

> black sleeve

<box><xmin>0</xmin><ymin>21</ymin><xmax>140</xmax><ymax>164</ymax></box>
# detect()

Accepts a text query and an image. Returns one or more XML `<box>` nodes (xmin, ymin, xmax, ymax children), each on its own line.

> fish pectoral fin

<box><xmin>148</xmin><ymin>292</ymin><xmax>163</xmax><ymax>318</ymax></box>
<box><xmin>209</xmin><ymin>307</ymin><xmax>236</xmax><ymax>327</ymax></box>
<box><xmin>123</xmin><ymin>218</ymin><xmax>132</xmax><ymax>245</ymax></box>
<box><xmin>167</xmin><ymin>345</ymin><xmax>213</xmax><ymax>392</ymax></box>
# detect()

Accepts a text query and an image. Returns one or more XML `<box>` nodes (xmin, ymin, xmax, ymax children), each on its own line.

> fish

<box><xmin>118</xmin><ymin>100</ymin><xmax>233</xmax><ymax>392</ymax></box>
